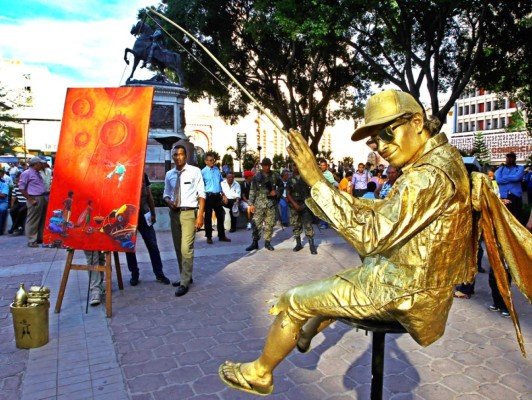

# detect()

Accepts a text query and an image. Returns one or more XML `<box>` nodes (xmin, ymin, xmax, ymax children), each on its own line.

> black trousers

<box><xmin>204</xmin><ymin>193</ymin><xmax>226</xmax><ymax>239</ymax></box>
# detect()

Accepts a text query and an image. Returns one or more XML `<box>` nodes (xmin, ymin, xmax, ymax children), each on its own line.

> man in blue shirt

<box><xmin>202</xmin><ymin>153</ymin><xmax>231</xmax><ymax>244</ymax></box>
<box><xmin>495</xmin><ymin>152</ymin><xmax>525</xmax><ymax>221</ymax></box>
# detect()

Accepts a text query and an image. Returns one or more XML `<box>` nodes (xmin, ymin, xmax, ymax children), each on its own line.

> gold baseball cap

<box><xmin>351</xmin><ymin>90</ymin><xmax>424</xmax><ymax>141</ymax></box>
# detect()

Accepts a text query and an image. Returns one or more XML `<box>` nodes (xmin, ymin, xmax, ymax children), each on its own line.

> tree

<box><xmin>221</xmin><ymin>153</ymin><xmax>234</xmax><ymax>171</ymax></box>
<box><xmin>242</xmin><ymin>150</ymin><xmax>259</xmax><ymax>171</ymax></box>
<box><xmin>474</xmin><ymin>13</ymin><xmax>531</xmax><ymax>136</ymax></box>
<box><xmin>158</xmin><ymin>0</ymin><xmax>370</xmax><ymax>153</ymax></box>
<box><xmin>272</xmin><ymin>153</ymin><xmax>285</xmax><ymax>171</ymax></box>
<box><xmin>506</xmin><ymin>110</ymin><xmax>526</xmax><ymax>133</ymax></box>
<box><xmin>471</xmin><ymin>131</ymin><xmax>490</xmax><ymax>166</ymax></box>
<box><xmin>276</xmin><ymin>1</ymin><xmax>531</xmax><ymax>128</ymax></box>
<box><xmin>0</xmin><ymin>86</ymin><xmax>22</xmax><ymax>155</ymax></box>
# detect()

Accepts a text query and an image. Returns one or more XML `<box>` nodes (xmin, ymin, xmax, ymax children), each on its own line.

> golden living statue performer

<box><xmin>218</xmin><ymin>90</ymin><xmax>532</xmax><ymax>396</ymax></box>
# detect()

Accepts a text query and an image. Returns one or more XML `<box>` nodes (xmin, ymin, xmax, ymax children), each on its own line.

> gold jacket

<box><xmin>307</xmin><ymin>133</ymin><xmax>476</xmax><ymax>346</ymax></box>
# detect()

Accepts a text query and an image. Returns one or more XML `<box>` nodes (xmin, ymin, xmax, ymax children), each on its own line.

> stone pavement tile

<box><xmin>92</xmin><ymin>381</ymin><xmax>128</xmax><ymax>396</ymax></box>
<box><xmin>284</xmin><ymin>383</ymin><xmax>328</xmax><ymax>399</ymax></box>
<box><xmin>478</xmin><ymin>382</ymin><xmax>521</xmax><ymax>399</ymax></box>
<box><xmin>21</xmin><ymin>386</ymin><xmax>57</xmax><ymax>400</ymax></box>
<box><xmin>192</xmin><ymin>374</ymin><xmax>226</xmax><ymax>395</ymax></box>
<box><xmin>58</xmin><ymin>371</ymin><xmax>91</xmax><ymax>387</ymax></box>
<box><xmin>57</xmin><ymin>388</ymin><xmax>94</xmax><ymax>400</ymax></box>
<box><xmin>163</xmin><ymin>365</ymin><xmax>202</xmax><ymax>385</ymax></box>
<box><xmin>131</xmin><ymin>393</ymin><xmax>154</xmax><ymax>400</ymax></box>
<box><xmin>441</xmin><ymin>373</ymin><xmax>480</xmax><ymax>394</ymax></box>
<box><xmin>385</xmin><ymin>373</ymin><xmax>419</xmax><ymax>395</ymax></box>
<box><xmin>21</xmin><ymin>370</ymin><xmax>57</xmax><ymax>386</ymax></box>
<box><xmin>500</xmin><ymin>373</ymin><xmax>532</xmax><ymax>394</ymax></box>
<box><xmin>93</xmin><ymin>391</ymin><xmax>130</xmax><ymax>400</ymax></box>
<box><xmin>57</xmin><ymin>379</ymin><xmax>92</xmax><ymax>395</ymax></box>
<box><xmin>90</xmin><ymin>367</ymin><xmax>123</xmax><ymax>381</ymax></box>
<box><xmin>415</xmin><ymin>383</ymin><xmax>458</xmax><ymax>399</ymax></box>
<box><xmin>151</xmin><ymin>384</ymin><xmax>194</xmax><ymax>400</ymax></box>
<box><xmin>128</xmin><ymin>374</ymin><xmax>167</xmax><ymax>394</ymax></box>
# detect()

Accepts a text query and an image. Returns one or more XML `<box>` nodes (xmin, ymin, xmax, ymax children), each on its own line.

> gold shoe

<box><xmin>218</xmin><ymin>361</ymin><xmax>273</xmax><ymax>396</ymax></box>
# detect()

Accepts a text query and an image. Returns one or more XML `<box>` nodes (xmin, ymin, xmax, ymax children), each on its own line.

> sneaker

<box><xmin>488</xmin><ymin>305</ymin><xmax>500</xmax><ymax>312</ymax></box>
<box><xmin>90</xmin><ymin>291</ymin><xmax>101</xmax><ymax>306</ymax></box>
<box><xmin>501</xmin><ymin>310</ymin><xmax>511</xmax><ymax>318</ymax></box>
<box><xmin>246</xmin><ymin>222</ymin><xmax>252</xmax><ymax>230</ymax></box>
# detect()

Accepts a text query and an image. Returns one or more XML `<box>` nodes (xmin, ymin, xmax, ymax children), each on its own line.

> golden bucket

<box><xmin>10</xmin><ymin>303</ymin><xmax>50</xmax><ymax>349</ymax></box>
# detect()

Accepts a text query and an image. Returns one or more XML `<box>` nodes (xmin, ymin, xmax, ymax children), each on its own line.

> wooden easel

<box><xmin>55</xmin><ymin>249</ymin><xmax>123</xmax><ymax>318</ymax></box>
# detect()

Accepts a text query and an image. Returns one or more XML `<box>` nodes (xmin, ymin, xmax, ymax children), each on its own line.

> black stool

<box><xmin>337</xmin><ymin>318</ymin><xmax>407</xmax><ymax>400</ymax></box>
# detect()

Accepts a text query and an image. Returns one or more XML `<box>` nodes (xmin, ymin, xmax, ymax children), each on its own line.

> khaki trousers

<box><xmin>25</xmin><ymin>195</ymin><xmax>48</xmax><ymax>243</ymax></box>
<box><xmin>169</xmin><ymin>209</ymin><xmax>197</xmax><ymax>286</ymax></box>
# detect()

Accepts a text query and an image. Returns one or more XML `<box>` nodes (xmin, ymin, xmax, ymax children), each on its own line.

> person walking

<box><xmin>163</xmin><ymin>145</ymin><xmax>206</xmax><ymax>297</ymax></box>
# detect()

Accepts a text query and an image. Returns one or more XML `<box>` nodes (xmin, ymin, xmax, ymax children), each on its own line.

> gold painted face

<box><xmin>373</xmin><ymin>114</ymin><xmax>426</xmax><ymax>168</ymax></box>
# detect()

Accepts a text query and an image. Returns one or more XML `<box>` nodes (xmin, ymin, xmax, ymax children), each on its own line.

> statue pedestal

<box><xmin>125</xmin><ymin>81</ymin><xmax>195</xmax><ymax>176</ymax></box>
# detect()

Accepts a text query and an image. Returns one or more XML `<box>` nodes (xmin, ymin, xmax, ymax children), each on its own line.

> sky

<box><xmin>0</xmin><ymin>0</ymin><xmax>158</xmax><ymax>115</ymax></box>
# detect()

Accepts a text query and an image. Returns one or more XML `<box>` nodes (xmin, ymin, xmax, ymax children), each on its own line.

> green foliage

<box><xmin>221</xmin><ymin>153</ymin><xmax>234</xmax><ymax>171</ymax></box>
<box><xmin>162</xmin><ymin>0</ymin><xmax>370</xmax><ymax>153</ymax></box>
<box><xmin>472</xmin><ymin>131</ymin><xmax>491</xmax><ymax>166</ymax></box>
<box><xmin>315</xmin><ymin>149</ymin><xmax>332</xmax><ymax>164</ymax></box>
<box><xmin>0</xmin><ymin>86</ymin><xmax>22</xmax><ymax>155</ymax></box>
<box><xmin>150</xmin><ymin>182</ymin><xmax>166</xmax><ymax>207</ymax></box>
<box><xmin>474</xmin><ymin>12</ymin><xmax>532</xmax><ymax>136</ymax></box>
<box><xmin>506</xmin><ymin>110</ymin><xmax>526</xmax><ymax>133</ymax></box>
<box><xmin>243</xmin><ymin>150</ymin><xmax>259</xmax><ymax>171</ymax></box>
<box><xmin>272</xmin><ymin>154</ymin><xmax>286</xmax><ymax>170</ymax></box>
<box><xmin>342</xmin><ymin>156</ymin><xmax>353</xmax><ymax>168</ymax></box>
<box><xmin>205</xmin><ymin>150</ymin><xmax>221</xmax><ymax>162</ymax></box>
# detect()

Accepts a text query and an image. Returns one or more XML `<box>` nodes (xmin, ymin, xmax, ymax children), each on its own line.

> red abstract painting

<box><xmin>43</xmin><ymin>87</ymin><xmax>154</xmax><ymax>251</ymax></box>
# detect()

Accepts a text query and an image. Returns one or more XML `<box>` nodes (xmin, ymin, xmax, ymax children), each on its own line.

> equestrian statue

<box><xmin>124</xmin><ymin>19</ymin><xmax>185</xmax><ymax>85</ymax></box>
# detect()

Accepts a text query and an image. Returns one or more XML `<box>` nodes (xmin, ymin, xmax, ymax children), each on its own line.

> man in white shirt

<box><xmin>163</xmin><ymin>145</ymin><xmax>206</xmax><ymax>297</ymax></box>
<box><xmin>221</xmin><ymin>172</ymin><xmax>241</xmax><ymax>232</ymax></box>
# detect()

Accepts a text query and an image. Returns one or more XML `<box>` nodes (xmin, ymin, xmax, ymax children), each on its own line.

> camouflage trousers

<box><xmin>251</xmin><ymin>204</ymin><xmax>276</xmax><ymax>241</ymax></box>
<box><xmin>290</xmin><ymin>206</ymin><xmax>314</xmax><ymax>238</ymax></box>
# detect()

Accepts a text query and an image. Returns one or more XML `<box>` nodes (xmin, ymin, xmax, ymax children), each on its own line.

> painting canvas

<box><xmin>43</xmin><ymin>87</ymin><xmax>154</xmax><ymax>251</ymax></box>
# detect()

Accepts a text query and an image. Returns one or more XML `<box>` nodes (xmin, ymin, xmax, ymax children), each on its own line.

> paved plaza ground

<box><xmin>1</xmin><ymin>223</ymin><xmax>531</xmax><ymax>399</ymax></box>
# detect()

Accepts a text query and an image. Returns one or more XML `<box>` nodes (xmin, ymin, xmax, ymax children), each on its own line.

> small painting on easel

<box><xmin>43</xmin><ymin>87</ymin><xmax>154</xmax><ymax>251</ymax></box>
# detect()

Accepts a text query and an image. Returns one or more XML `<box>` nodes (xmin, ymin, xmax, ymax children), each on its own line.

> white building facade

<box><xmin>450</xmin><ymin>88</ymin><xmax>532</xmax><ymax>163</ymax></box>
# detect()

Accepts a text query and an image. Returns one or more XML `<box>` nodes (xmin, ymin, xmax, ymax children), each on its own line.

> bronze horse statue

<box><xmin>124</xmin><ymin>20</ymin><xmax>185</xmax><ymax>85</ymax></box>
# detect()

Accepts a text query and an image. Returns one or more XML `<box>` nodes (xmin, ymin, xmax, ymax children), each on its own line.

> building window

<box><xmin>501</xmin><ymin>118</ymin><xmax>506</xmax><ymax>128</ymax></box>
<box><xmin>493</xmin><ymin>118</ymin><xmax>498</xmax><ymax>129</ymax></box>
<box><xmin>470</xmin><ymin>104</ymin><xmax>475</xmax><ymax>114</ymax></box>
<box><xmin>464</xmin><ymin>122</ymin><xmax>469</xmax><ymax>131</ymax></box>
<box><xmin>458</xmin><ymin>106</ymin><xmax>463</xmax><ymax>116</ymax></box>
<box><xmin>457</xmin><ymin>123</ymin><xmax>463</xmax><ymax>133</ymax></box>
<box><xmin>465</xmin><ymin>105</ymin><xmax>469</xmax><ymax>115</ymax></box>
<box><xmin>479</xmin><ymin>103</ymin><xmax>484</xmax><ymax>113</ymax></box>
<box><xmin>486</xmin><ymin>102</ymin><xmax>492</xmax><ymax>112</ymax></box>
<box><xmin>471</xmin><ymin>121</ymin><xmax>476</xmax><ymax>131</ymax></box>
<box><xmin>486</xmin><ymin>119</ymin><xmax>492</xmax><ymax>130</ymax></box>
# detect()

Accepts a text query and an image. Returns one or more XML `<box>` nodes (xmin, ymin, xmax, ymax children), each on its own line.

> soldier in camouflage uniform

<box><xmin>245</xmin><ymin>158</ymin><xmax>283</xmax><ymax>251</ymax></box>
<box><xmin>286</xmin><ymin>163</ymin><xmax>317</xmax><ymax>254</ymax></box>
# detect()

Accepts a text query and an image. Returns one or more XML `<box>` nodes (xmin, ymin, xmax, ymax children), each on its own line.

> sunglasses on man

<box><xmin>366</xmin><ymin>113</ymin><xmax>413</xmax><ymax>146</ymax></box>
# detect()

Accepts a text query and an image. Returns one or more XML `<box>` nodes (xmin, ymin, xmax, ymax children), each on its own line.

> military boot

<box><xmin>293</xmin><ymin>236</ymin><xmax>303</xmax><ymax>252</ymax></box>
<box><xmin>308</xmin><ymin>237</ymin><xmax>317</xmax><ymax>255</ymax></box>
<box><xmin>245</xmin><ymin>240</ymin><xmax>259</xmax><ymax>251</ymax></box>
<box><xmin>264</xmin><ymin>241</ymin><xmax>275</xmax><ymax>251</ymax></box>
